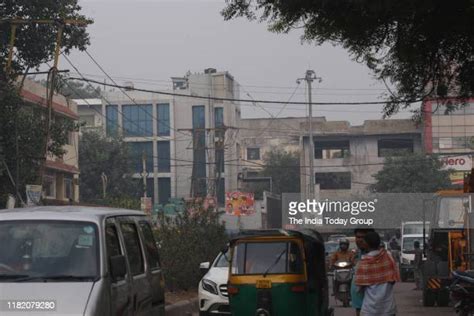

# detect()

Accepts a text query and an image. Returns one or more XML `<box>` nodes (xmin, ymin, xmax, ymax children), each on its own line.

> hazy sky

<box><xmin>62</xmin><ymin>0</ymin><xmax>414</xmax><ymax>124</ymax></box>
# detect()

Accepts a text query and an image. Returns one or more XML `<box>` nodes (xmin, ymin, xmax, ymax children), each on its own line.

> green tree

<box><xmin>222</xmin><ymin>1</ymin><xmax>474</xmax><ymax>117</ymax></box>
<box><xmin>371</xmin><ymin>152</ymin><xmax>452</xmax><ymax>193</ymax></box>
<box><xmin>260</xmin><ymin>149</ymin><xmax>301</xmax><ymax>195</ymax></box>
<box><xmin>79</xmin><ymin>131</ymin><xmax>141</xmax><ymax>204</ymax></box>
<box><xmin>34</xmin><ymin>78</ymin><xmax>101</xmax><ymax>99</ymax></box>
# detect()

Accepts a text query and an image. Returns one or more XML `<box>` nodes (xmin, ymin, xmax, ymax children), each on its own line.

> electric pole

<box><xmin>142</xmin><ymin>150</ymin><xmax>147</xmax><ymax>198</ymax></box>
<box><xmin>297</xmin><ymin>70</ymin><xmax>322</xmax><ymax>199</ymax></box>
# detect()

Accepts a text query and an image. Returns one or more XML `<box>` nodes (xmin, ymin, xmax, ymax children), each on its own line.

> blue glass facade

<box><xmin>157</xmin><ymin>141</ymin><xmax>171</xmax><ymax>172</ymax></box>
<box><xmin>129</xmin><ymin>142</ymin><xmax>153</xmax><ymax>173</ymax></box>
<box><xmin>192</xmin><ymin>106</ymin><xmax>207</xmax><ymax>196</ymax></box>
<box><xmin>214</xmin><ymin>107</ymin><xmax>225</xmax><ymax>173</ymax></box>
<box><xmin>123</xmin><ymin>104</ymin><xmax>153</xmax><ymax>137</ymax></box>
<box><xmin>158</xmin><ymin>177</ymin><xmax>171</xmax><ymax>205</ymax></box>
<box><xmin>157</xmin><ymin>103</ymin><xmax>170</xmax><ymax>136</ymax></box>
<box><xmin>106</xmin><ymin>105</ymin><xmax>118</xmax><ymax>137</ymax></box>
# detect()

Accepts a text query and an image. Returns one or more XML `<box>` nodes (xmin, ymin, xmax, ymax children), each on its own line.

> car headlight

<box><xmin>202</xmin><ymin>279</ymin><xmax>218</xmax><ymax>295</ymax></box>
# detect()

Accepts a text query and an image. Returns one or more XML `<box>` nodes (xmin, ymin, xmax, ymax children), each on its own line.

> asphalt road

<box><xmin>330</xmin><ymin>281</ymin><xmax>453</xmax><ymax>316</ymax></box>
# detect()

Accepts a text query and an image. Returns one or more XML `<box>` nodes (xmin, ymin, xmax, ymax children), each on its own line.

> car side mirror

<box><xmin>110</xmin><ymin>255</ymin><xmax>127</xmax><ymax>280</ymax></box>
<box><xmin>200</xmin><ymin>262</ymin><xmax>210</xmax><ymax>274</ymax></box>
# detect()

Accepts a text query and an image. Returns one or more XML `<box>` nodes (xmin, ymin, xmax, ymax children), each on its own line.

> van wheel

<box><xmin>423</xmin><ymin>289</ymin><xmax>436</xmax><ymax>307</ymax></box>
<box><xmin>437</xmin><ymin>289</ymin><xmax>449</xmax><ymax>307</ymax></box>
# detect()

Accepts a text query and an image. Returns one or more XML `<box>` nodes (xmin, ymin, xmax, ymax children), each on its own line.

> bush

<box><xmin>154</xmin><ymin>205</ymin><xmax>227</xmax><ymax>291</ymax></box>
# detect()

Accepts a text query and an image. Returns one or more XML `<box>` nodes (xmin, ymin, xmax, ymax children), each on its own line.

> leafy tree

<box><xmin>155</xmin><ymin>205</ymin><xmax>227</xmax><ymax>291</ymax></box>
<box><xmin>222</xmin><ymin>1</ymin><xmax>474</xmax><ymax>117</ymax></box>
<box><xmin>1</xmin><ymin>0</ymin><xmax>91</xmax><ymax>78</ymax></box>
<box><xmin>79</xmin><ymin>131</ymin><xmax>141</xmax><ymax>203</ymax></box>
<box><xmin>34</xmin><ymin>78</ymin><xmax>101</xmax><ymax>99</ymax></box>
<box><xmin>371</xmin><ymin>152</ymin><xmax>452</xmax><ymax>193</ymax></box>
<box><xmin>260</xmin><ymin>149</ymin><xmax>301</xmax><ymax>195</ymax></box>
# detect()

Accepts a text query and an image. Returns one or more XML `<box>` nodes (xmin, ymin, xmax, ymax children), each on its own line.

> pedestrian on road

<box><xmin>355</xmin><ymin>231</ymin><xmax>400</xmax><ymax>316</ymax></box>
<box><xmin>351</xmin><ymin>228</ymin><xmax>374</xmax><ymax>316</ymax></box>
<box><xmin>413</xmin><ymin>240</ymin><xmax>423</xmax><ymax>290</ymax></box>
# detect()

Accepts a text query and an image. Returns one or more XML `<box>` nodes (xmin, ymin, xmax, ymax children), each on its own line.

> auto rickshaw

<box><xmin>227</xmin><ymin>229</ymin><xmax>333</xmax><ymax>316</ymax></box>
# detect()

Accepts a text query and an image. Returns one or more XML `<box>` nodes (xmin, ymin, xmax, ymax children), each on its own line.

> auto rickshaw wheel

<box><xmin>341</xmin><ymin>292</ymin><xmax>350</xmax><ymax>307</ymax></box>
<box><xmin>422</xmin><ymin>288</ymin><xmax>436</xmax><ymax>307</ymax></box>
<box><xmin>437</xmin><ymin>289</ymin><xmax>450</xmax><ymax>307</ymax></box>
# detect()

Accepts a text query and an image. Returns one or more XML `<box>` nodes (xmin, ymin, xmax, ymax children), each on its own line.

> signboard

<box><xmin>141</xmin><ymin>197</ymin><xmax>152</xmax><ymax>216</ymax></box>
<box><xmin>225</xmin><ymin>192</ymin><xmax>255</xmax><ymax>216</ymax></box>
<box><xmin>440</xmin><ymin>155</ymin><xmax>472</xmax><ymax>171</ymax></box>
<box><xmin>26</xmin><ymin>185</ymin><xmax>42</xmax><ymax>206</ymax></box>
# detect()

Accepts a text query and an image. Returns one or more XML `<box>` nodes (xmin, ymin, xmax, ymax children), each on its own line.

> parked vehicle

<box><xmin>399</xmin><ymin>234</ymin><xmax>426</xmax><ymax>281</ymax></box>
<box><xmin>332</xmin><ymin>260</ymin><xmax>353</xmax><ymax>307</ymax></box>
<box><xmin>0</xmin><ymin>206</ymin><xmax>165</xmax><ymax>316</ymax></box>
<box><xmin>198</xmin><ymin>251</ymin><xmax>230</xmax><ymax>316</ymax></box>
<box><xmin>227</xmin><ymin>229</ymin><xmax>333</xmax><ymax>316</ymax></box>
<box><xmin>449</xmin><ymin>270</ymin><xmax>474</xmax><ymax>316</ymax></box>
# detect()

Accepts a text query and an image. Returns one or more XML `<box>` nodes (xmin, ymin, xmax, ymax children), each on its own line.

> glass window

<box><xmin>105</xmin><ymin>222</ymin><xmax>125</xmax><ymax>281</ymax></box>
<box><xmin>123</xmin><ymin>104</ymin><xmax>153</xmax><ymax>137</ymax></box>
<box><xmin>0</xmin><ymin>221</ymin><xmax>99</xmax><ymax>280</ymax></box>
<box><xmin>402</xmin><ymin>237</ymin><xmax>424</xmax><ymax>252</ymax></box>
<box><xmin>247</xmin><ymin>148</ymin><xmax>260</xmax><ymax>160</ymax></box>
<box><xmin>192</xmin><ymin>105</ymin><xmax>205</xmax><ymax>129</ymax></box>
<box><xmin>436</xmin><ymin>197</ymin><xmax>466</xmax><ymax>229</ymax></box>
<box><xmin>315</xmin><ymin>172</ymin><xmax>351</xmax><ymax>190</ymax></box>
<box><xmin>378</xmin><ymin>138</ymin><xmax>414</xmax><ymax>157</ymax></box>
<box><xmin>129</xmin><ymin>142</ymin><xmax>153</xmax><ymax>173</ymax></box>
<box><xmin>315</xmin><ymin>140</ymin><xmax>350</xmax><ymax>159</ymax></box>
<box><xmin>120</xmin><ymin>222</ymin><xmax>145</xmax><ymax>276</ymax></box>
<box><xmin>215</xmin><ymin>149</ymin><xmax>225</xmax><ymax>173</ymax></box>
<box><xmin>139</xmin><ymin>222</ymin><xmax>160</xmax><ymax>270</ymax></box>
<box><xmin>214</xmin><ymin>107</ymin><xmax>224</xmax><ymax>128</ymax></box>
<box><xmin>192</xmin><ymin>106</ymin><xmax>207</xmax><ymax>196</ymax></box>
<box><xmin>157</xmin><ymin>141</ymin><xmax>170</xmax><ymax>172</ymax></box>
<box><xmin>157</xmin><ymin>103</ymin><xmax>170</xmax><ymax>136</ymax></box>
<box><xmin>81</xmin><ymin>115</ymin><xmax>95</xmax><ymax>127</ymax></box>
<box><xmin>214</xmin><ymin>251</ymin><xmax>230</xmax><ymax>268</ymax></box>
<box><xmin>231</xmin><ymin>242</ymin><xmax>303</xmax><ymax>275</ymax></box>
<box><xmin>43</xmin><ymin>171</ymin><xmax>56</xmax><ymax>198</ymax></box>
<box><xmin>64</xmin><ymin>177</ymin><xmax>73</xmax><ymax>200</ymax></box>
<box><xmin>106</xmin><ymin>105</ymin><xmax>118</xmax><ymax>137</ymax></box>
<box><xmin>158</xmin><ymin>178</ymin><xmax>171</xmax><ymax>205</ymax></box>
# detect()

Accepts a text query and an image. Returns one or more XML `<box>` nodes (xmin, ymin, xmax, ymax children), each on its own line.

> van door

<box><xmin>105</xmin><ymin>219</ymin><xmax>133</xmax><ymax>316</ymax></box>
<box><xmin>119</xmin><ymin>218</ymin><xmax>153</xmax><ymax>315</ymax></box>
<box><xmin>139</xmin><ymin>220</ymin><xmax>165</xmax><ymax>315</ymax></box>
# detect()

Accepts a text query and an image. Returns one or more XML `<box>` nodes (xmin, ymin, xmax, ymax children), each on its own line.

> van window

<box><xmin>120</xmin><ymin>223</ymin><xmax>145</xmax><ymax>276</ymax></box>
<box><xmin>105</xmin><ymin>223</ymin><xmax>125</xmax><ymax>281</ymax></box>
<box><xmin>139</xmin><ymin>221</ymin><xmax>161</xmax><ymax>270</ymax></box>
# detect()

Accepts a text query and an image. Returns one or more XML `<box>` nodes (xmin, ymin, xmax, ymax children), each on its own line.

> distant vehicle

<box><xmin>0</xmin><ymin>206</ymin><xmax>165</xmax><ymax>316</ymax></box>
<box><xmin>198</xmin><ymin>252</ymin><xmax>230</xmax><ymax>316</ymax></box>
<box><xmin>402</xmin><ymin>221</ymin><xmax>430</xmax><ymax>235</ymax></box>
<box><xmin>399</xmin><ymin>234</ymin><xmax>426</xmax><ymax>281</ymax></box>
<box><xmin>328</xmin><ymin>234</ymin><xmax>347</xmax><ymax>242</ymax></box>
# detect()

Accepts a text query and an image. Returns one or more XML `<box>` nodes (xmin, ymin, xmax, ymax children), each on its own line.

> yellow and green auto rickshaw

<box><xmin>227</xmin><ymin>229</ymin><xmax>333</xmax><ymax>316</ymax></box>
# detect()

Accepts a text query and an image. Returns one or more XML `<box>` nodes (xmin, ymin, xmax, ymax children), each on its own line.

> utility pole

<box><xmin>142</xmin><ymin>150</ymin><xmax>147</xmax><ymax>198</ymax></box>
<box><xmin>297</xmin><ymin>70</ymin><xmax>322</xmax><ymax>199</ymax></box>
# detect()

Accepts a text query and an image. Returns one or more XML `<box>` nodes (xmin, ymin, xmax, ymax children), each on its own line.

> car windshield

<box><xmin>403</xmin><ymin>224</ymin><xmax>427</xmax><ymax>235</ymax></box>
<box><xmin>0</xmin><ymin>221</ymin><xmax>99</xmax><ymax>282</ymax></box>
<box><xmin>231</xmin><ymin>241</ymin><xmax>304</xmax><ymax>275</ymax></box>
<box><xmin>214</xmin><ymin>252</ymin><xmax>230</xmax><ymax>268</ymax></box>
<box><xmin>402</xmin><ymin>237</ymin><xmax>424</xmax><ymax>252</ymax></box>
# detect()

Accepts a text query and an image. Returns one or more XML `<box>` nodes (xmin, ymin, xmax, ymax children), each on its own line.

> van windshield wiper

<box><xmin>15</xmin><ymin>275</ymin><xmax>98</xmax><ymax>282</ymax></box>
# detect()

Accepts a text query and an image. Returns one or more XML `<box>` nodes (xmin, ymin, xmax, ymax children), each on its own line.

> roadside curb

<box><xmin>165</xmin><ymin>297</ymin><xmax>199</xmax><ymax>316</ymax></box>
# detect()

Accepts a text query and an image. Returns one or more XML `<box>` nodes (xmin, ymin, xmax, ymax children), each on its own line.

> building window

<box><xmin>157</xmin><ymin>141</ymin><xmax>170</xmax><ymax>172</ymax></box>
<box><xmin>146</xmin><ymin>178</ymin><xmax>154</xmax><ymax>203</ymax></box>
<box><xmin>217</xmin><ymin>178</ymin><xmax>225</xmax><ymax>206</ymax></box>
<box><xmin>247</xmin><ymin>148</ymin><xmax>260</xmax><ymax>160</ymax></box>
<box><xmin>43</xmin><ymin>171</ymin><xmax>56</xmax><ymax>198</ymax></box>
<box><xmin>315</xmin><ymin>140</ymin><xmax>350</xmax><ymax>159</ymax></box>
<box><xmin>157</xmin><ymin>103</ymin><xmax>170</xmax><ymax>136</ymax></box>
<box><xmin>106</xmin><ymin>105</ymin><xmax>118</xmax><ymax>137</ymax></box>
<box><xmin>158</xmin><ymin>177</ymin><xmax>171</xmax><ymax>205</ymax></box>
<box><xmin>193</xmin><ymin>106</ymin><xmax>207</xmax><ymax>197</ymax></box>
<box><xmin>123</xmin><ymin>104</ymin><xmax>153</xmax><ymax>137</ymax></box>
<box><xmin>215</xmin><ymin>107</ymin><xmax>225</xmax><ymax>173</ymax></box>
<box><xmin>81</xmin><ymin>115</ymin><xmax>95</xmax><ymax>127</ymax></box>
<box><xmin>129</xmin><ymin>142</ymin><xmax>153</xmax><ymax>173</ymax></box>
<box><xmin>215</xmin><ymin>107</ymin><xmax>224</xmax><ymax>128</ymax></box>
<box><xmin>378</xmin><ymin>138</ymin><xmax>414</xmax><ymax>157</ymax></box>
<box><xmin>315</xmin><ymin>172</ymin><xmax>351</xmax><ymax>190</ymax></box>
<box><xmin>64</xmin><ymin>176</ymin><xmax>73</xmax><ymax>200</ymax></box>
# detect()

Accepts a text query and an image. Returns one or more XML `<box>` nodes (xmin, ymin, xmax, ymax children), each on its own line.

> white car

<box><xmin>198</xmin><ymin>252</ymin><xmax>230</xmax><ymax>316</ymax></box>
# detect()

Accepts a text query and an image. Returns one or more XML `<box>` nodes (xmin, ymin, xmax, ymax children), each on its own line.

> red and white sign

<box><xmin>440</xmin><ymin>155</ymin><xmax>472</xmax><ymax>171</ymax></box>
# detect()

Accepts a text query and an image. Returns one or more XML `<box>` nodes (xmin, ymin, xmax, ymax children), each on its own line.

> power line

<box><xmin>68</xmin><ymin>76</ymin><xmax>424</xmax><ymax>106</ymax></box>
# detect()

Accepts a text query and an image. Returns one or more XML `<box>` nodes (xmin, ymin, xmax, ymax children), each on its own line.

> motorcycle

<box><xmin>449</xmin><ymin>270</ymin><xmax>474</xmax><ymax>316</ymax></box>
<box><xmin>332</xmin><ymin>260</ymin><xmax>353</xmax><ymax>307</ymax></box>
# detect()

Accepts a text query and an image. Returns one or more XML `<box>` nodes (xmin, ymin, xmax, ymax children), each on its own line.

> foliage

<box><xmin>0</xmin><ymin>0</ymin><xmax>92</xmax><ymax>78</ymax></box>
<box><xmin>260</xmin><ymin>148</ymin><xmax>300</xmax><ymax>195</ymax></box>
<box><xmin>371</xmin><ymin>152</ymin><xmax>452</xmax><ymax>193</ymax></box>
<box><xmin>34</xmin><ymin>78</ymin><xmax>101</xmax><ymax>99</ymax></box>
<box><xmin>0</xmin><ymin>79</ymin><xmax>80</xmax><ymax>205</ymax></box>
<box><xmin>79</xmin><ymin>131</ymin><xmax>141</xmax><ymax>202</ymax></box>
<box><xmin>222</xmin><ymin>1</ymin><xmax>474</xmax><ymax>117</ymax></box>
<box><xmin>154</xmin><ymin>206</ymin><xmax>227</xmax><ymax>291</ymax></box>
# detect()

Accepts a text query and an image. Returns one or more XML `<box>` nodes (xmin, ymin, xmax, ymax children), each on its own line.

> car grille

<box><xmin>219</xmin><ymin>284</ymin><xmax>228</xmax><ymax>297</ymax></box>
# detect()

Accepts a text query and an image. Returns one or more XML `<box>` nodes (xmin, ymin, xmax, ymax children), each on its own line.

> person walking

<box><xmin>413</xmin><ymin>240</ymin><xmax>423</xmax><ymax>290</ymax></box>
<box><xmin>351</xmin><ymin>228</ymin><xmax>374</xmax><ymax>316</ymax></box>
<box><xmin>355</xmin><ymin>231</ymin><xmax>400</xmax><ymax>316</ymax></box>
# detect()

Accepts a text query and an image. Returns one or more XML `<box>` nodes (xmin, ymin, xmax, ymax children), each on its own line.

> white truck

<box><xmin>399</xmin><ymin>221</ymin><xmax>429</xmax><ymax>281</ymax></box>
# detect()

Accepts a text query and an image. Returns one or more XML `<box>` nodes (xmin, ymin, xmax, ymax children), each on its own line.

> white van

<box><xmin>0</xmin><ymin>206</ymin><xmax>165</xmax><ymax>316</ymax></box>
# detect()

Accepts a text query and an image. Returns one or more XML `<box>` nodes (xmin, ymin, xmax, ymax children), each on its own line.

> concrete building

<box><xmin>76</xmin><ymin>68</ymin><xmax>241</xmax><ymax>206</ymax></box>
<box><xmin>423</xmin><ymin>98</ymin><xmax>474</xmax><ymax>184</ymax></box>
<box><xmin>20</xmin><ymin>79</ymin><xmax>80</xmax><ymax>203</ymax></box>
<box><xmin>300</xmin><ymin>118</ymin><xmax>423</xmax><ymax>199</ymax></box>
